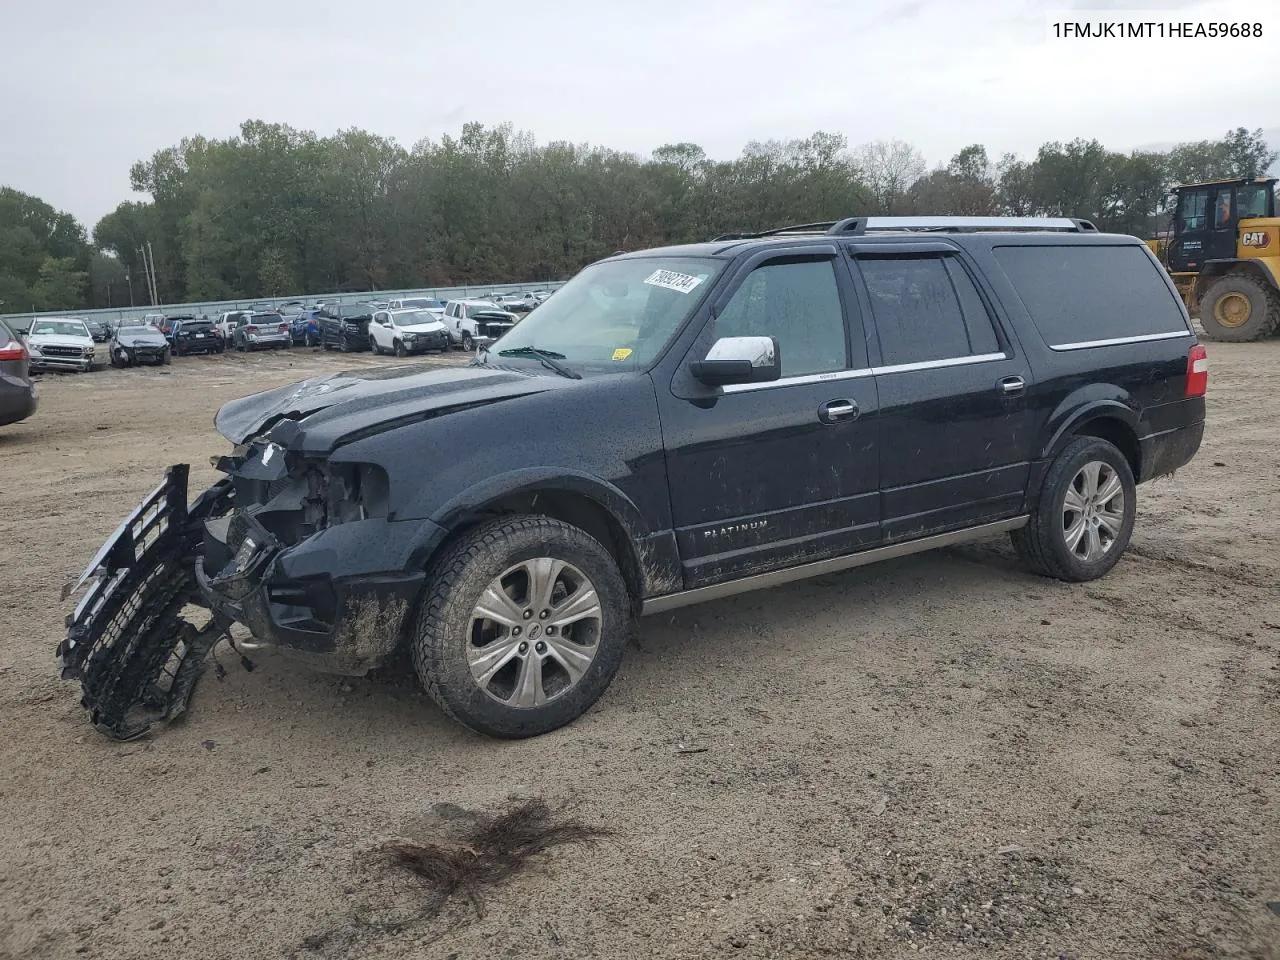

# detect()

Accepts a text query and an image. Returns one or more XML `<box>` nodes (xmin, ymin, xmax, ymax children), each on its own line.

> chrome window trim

<box><xmin>872</xmin><ymin>352</ymin><xmax>1007</xmax><ymax>375</ymax></box>
<box><xmin>721</xmin><ymin>367</ymin><xmax>872</xmax><ymax>393</ymax></box>
<box><xmin>1048</xmin><ymin>330</ymin><xmax>1191</xmax><ymax>351</ymax></box>
<box><xmin>719</xmin><ymin>352</ymin><xmax>1009</xmax><ymax>393</ymax></box>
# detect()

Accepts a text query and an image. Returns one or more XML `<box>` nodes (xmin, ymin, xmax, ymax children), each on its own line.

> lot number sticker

<box><xmin>644</xmin><ymin>269</ymin><xmax>704</xmax><ymax>294</ymax></box>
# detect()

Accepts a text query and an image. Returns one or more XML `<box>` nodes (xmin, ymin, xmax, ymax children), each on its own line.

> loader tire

<box><xmin>1198</xmin><ymin>274</ymin><xmax>1280</xmax><ymax>342</ymax></box>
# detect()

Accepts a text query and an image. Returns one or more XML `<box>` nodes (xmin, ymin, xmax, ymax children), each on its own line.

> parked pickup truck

<box><xmin>60</xmin><ymin>216</ymin><xmax>1206</xmax><ymax>742</ymax></box>
<box><xmin>443</xmin><ymin>299</ymin><xmax>517</xmax><ymax>351</ymax></box>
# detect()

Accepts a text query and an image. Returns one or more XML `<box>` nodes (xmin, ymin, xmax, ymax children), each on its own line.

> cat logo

<box><xmin>1242</xmin><ymin>230</ymin><xmax>1271</xmax><ymax>248</ymax></box>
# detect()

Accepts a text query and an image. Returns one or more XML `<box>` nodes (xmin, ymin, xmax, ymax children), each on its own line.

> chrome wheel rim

<box><xmin>467</xmin><ymin>558</ymin><xmax>603</xmax><ymax>708</ymax></box>
<box><xmin>1062</xmin><ymin>461</ymin><xmax>1125</xmax><ymax>563</ymax></box>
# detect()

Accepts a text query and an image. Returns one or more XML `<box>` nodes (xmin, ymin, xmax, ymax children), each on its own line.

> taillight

<box><xmin>245</xmin><ymin>325</ymin><xmax>258</xmax><ymax>334</ymax></box>
<box><xmin>1185</xmin><ymin>344</ymin><xmax>1208</xmax><ymax>398</ymax></box>
<box><xmin>0</xmin><ymin>342</ymin><xmax>27</xmax><ymax>361</ymax></box>
<box><xmin>279</xmin><ymin>323</ymin><xmax>288</xmax><ymax>333</ymax></box>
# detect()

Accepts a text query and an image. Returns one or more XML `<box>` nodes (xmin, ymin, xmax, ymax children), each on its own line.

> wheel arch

<box><xmin>1194</xmin><ymin>260</ymin><xmax>1278</xmax><ymax>302</ymax></box>
<box><xmin>421</xmin><ymin>469</ymin><xmax>649</xmax><ymax>613</ymax></box>
<box><xmin>1043</xmin><ymin>400</ymin><xmax>1141</xmax><ymax>481</ymax></box>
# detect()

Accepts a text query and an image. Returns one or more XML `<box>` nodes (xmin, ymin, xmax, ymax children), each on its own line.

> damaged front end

<box><xmin>61</xmin><ymin>434</ymin><xmax>429</xmax><ymax>740</ymax></box>
<box><xmin>58</xmin><ymin>465</ymin><xmax>234</xmax><ymax>740</ymax></box>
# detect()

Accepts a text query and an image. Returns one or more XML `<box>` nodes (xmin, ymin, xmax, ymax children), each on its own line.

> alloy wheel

<box><xmin>1062</xmin><ymin>460</ymin><xmax>1125</xmax><ymax>562</ymax></box>
<box><xmin>466</xmin><ymin>558</ymin><xmax>603</xmax><ymax>708</ymax></box>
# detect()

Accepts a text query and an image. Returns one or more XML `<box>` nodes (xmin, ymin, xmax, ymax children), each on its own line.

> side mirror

<box><xmin>690</xmin><ymin>336</ymin><xmax>781</xmax><ymax>386</ymax></box>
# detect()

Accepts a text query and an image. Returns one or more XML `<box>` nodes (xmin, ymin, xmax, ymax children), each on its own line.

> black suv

<box><xmin>172</xmin><ymin>318</ymin><xmax>226</xmax><ymax>356</ymax></box>
<box><xmin>61</xmin><ymin>217</ymin><xmax>1206</xmax><ymax>741</ymax></box>
<box><xmin>317</xmin><ymin>302</ymin><xmax>375</xmax><ymax>352</ymax></box>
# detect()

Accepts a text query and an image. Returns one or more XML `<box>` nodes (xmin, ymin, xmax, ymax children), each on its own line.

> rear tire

<box><xmin>462</xmin><ymin>332</ymin><xmax>474</xmax><ymax>352</ymax></box>
<box><xmin>1012</xmin><ymin>436</ymin><xmax>1136</xmax><ymax>582</ymax></box>
<box><xmin>412</xmin><ymin>516</ymin><xmax>631</xmax><ymax>738</ymax></box>
<box><xmin>1198</xmin><ymin>274</ymin><xmax>1280</xmax><ymax>342</ymax></box>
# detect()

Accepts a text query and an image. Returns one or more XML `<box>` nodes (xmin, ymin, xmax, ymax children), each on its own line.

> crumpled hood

<box><xmin>214</xmin><ymin>363</ymin><xmax>565</xmax><ymax>451</ymax></box>
<box><xmin>115</xmin><ymin>331</ymin><xmax>168</xmax><ymax>347</ymax></box>
<box><xmin>398</xmin><ymin>320</ymin><xmax>447</xmax><ymax>334</ymax></box>
<box><xmin>29</xmin><ymin>333</ymin><xmax>93</xmax><ymax>350</ymax></box>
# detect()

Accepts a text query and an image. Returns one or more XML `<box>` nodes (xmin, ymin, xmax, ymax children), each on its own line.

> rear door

<box><xmin>847</xmin><ymin>244</ymin><xmax>1034</xmax><ymax>542</ymax></box>
<box><xmin>659</xmin><ymin>246</ymin><xmax>881</xmax><ymax>587</ymax></box>
<box><xmin>1206</xmin><ymin>183</ymin><xmax>1238</xmax><ymax>262</ymax></box>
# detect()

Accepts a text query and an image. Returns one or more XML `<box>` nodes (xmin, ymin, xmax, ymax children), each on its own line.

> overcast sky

<box><xmin>1</xmin><ymin>0</ymin><xmax>1275</xmax><ymax>230</ymax></box>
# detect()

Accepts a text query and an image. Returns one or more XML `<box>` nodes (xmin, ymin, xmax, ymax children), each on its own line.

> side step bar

<box><xmin>641</xmin><ymin>517</ymin><xmax>1028</xmax><ymax>615</ymax></box>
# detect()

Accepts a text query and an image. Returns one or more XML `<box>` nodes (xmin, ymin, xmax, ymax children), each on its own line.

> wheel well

<box><xmin>447</xmin><ymin>490</ymin><xmax>644</xmax><ymax>611</ymax></box>
<box><xmin>1068</xmin><ymin>416</ymin><xmax>1141</xmax><ymax>480</ymax></box>
<box><xmin>1195</xmin><ymin>261</ymin><xmax>1275</xmax><ymax>301</ymax></box>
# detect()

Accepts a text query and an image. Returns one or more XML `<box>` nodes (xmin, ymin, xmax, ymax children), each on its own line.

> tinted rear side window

<box><xmin>857</xmin><ymin>256</ymin><xmax>1001</xmax><ymax>365</ymax></box>
<box><xmin>992</xmin><ymin>244</ymin><xmax>1188</xmax><ymax>348</ymax></box>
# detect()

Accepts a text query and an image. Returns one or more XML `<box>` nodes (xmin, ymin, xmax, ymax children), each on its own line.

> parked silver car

<box><xmin>0</xmin><ymin>317</ymin><xmax>37</xmax><ymax>426</ymax></box>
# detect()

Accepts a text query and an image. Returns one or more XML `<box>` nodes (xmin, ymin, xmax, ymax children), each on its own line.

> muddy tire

<box><xmin>161</xmin><ymin>348</ymin><xmax>171</xmax><ymax>366</ymax></box>
<box><xmin>1012</xmin><ymin>436</ymin><xmax>1136</xmax><ymax>582</ymax></box>
<box><xmin>1199</xmin><ymin>274</ymin><xmax>1280</xmax><ymax>342</ymax></box>
<box><xmin>394</xmin><ymin>340</ymin><xmax>407</xmax><ymax>358</ymax></box>
<box><xmin>411</xmin><ymin>516</ymin><xmax>631</xmax><ymax>738</ymax></box>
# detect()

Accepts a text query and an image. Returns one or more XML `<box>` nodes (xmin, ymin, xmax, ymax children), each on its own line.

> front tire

<box><xmin>1199</xmin><ymin>274</ymin><xmax>1280</xmax><ymax>342</ymax></box>
<box><xmin>412</xmin><ymin>517</ymin><xmax>631</xmax><ymax>738</ymax></box>
<box><xmin>161</xmin><ymin>348</ymin><xmax>171</xmax><ymax>366</ymax></box>
<box><xmin>1012</xmin><ymin>436</ymin><xmax>1136</xmax><ymax>582</ymax></box>
<box><xmin>394</xmin><ymin>340</ymin><xmax>407</xmax><ymax>358</ymax></box>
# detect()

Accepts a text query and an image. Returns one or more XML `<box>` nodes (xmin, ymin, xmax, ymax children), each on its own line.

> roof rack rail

<box><xmin>825</xmin><ymin>216</ymin><xmax>1099</xmax><ymax>235</ymax></box>
<box><xmin>712</xmin><ymin>216</ymin><xmax>1099</xmax><ymax>243</ymax></box>
<box><xmin>712</xmin><ymin>221</ymin><xmax>839</xmax><ymax>242</ymax></box>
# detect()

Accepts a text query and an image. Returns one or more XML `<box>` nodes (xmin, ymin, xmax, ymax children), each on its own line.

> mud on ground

<box><xmin>0</xmin><ymin>343</ymin><xmax>1277</xmax><ymax>959</ymax></box>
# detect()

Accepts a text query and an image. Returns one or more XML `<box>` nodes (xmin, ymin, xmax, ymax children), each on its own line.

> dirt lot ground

<box><xmin>1</xmin><ymin>341</ymin><xmax>1278</xmax><ymax>960</ymax></box>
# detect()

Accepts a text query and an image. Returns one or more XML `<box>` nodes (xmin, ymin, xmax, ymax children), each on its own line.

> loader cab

<box><xmin>1168</xmin><ymin>177</ymin><xmax>1277</xmax><ymax>272</ymax></box>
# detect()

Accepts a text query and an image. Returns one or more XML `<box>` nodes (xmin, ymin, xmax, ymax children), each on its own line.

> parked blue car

<box><xmin>291</xmin><ymin>309</ymin><xmax>321</xmax><ymax>346</ymax></box>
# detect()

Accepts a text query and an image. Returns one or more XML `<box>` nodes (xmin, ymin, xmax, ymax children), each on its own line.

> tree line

<box><xmin>1</xmin><ymin>122</ymin><xmax>1274</xmax><ymax>314</ymax></box>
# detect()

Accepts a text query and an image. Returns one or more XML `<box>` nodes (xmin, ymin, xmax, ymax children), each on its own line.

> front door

<box><xmin>1169</xmin><ymin>187</ymin><xmax>1209</xmax><ymax>272</ymax></box>
<box><xmin>659</xmin><ymin>249</ymin><xmax>881</xmax><ymax>588</ymax></box>
<box><xmin>848</xmin><ymin>248</ymin><xmax>1034</xmax><ymax>542</ymax></box>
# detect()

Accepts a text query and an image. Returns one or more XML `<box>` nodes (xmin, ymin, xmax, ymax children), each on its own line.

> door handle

<box><xmin>998</xmin><ymin>376</ymin><xmax>1026</xmax><ymax>395</ymax></box>
<box><xmin>819</xmin><ymin>399</ymin><xmax>859</xmax><ymax>423</ymax></box>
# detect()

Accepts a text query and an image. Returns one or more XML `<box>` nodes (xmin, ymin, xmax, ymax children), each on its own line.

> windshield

<box><xmin>488</xmin><ymin>256</ymin><xmax>723</xmax><ymax>371</ymax></box>
<box><xmin>397</xmin><ymin>298</ymin><xmax>441</xmax><ymax>309</ymax></box>
<box><xmin>30</xmin><ymin>320</ymin><xmax>90</xmax><ymax>337</ymax></box>
<box><xmin>393</xmin><ymin>311</ymin><xmax>438</xmax><ymax>326</ymax></box>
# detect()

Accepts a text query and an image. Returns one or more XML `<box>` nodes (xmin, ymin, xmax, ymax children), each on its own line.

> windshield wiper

<box><xmin>497</xmin><ymin>346</ymin><xmax>581</xmax><ymax>380</ymax></box>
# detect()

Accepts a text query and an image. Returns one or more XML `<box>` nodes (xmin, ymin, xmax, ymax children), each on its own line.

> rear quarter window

<box><xmin>992</xmin><ymin>244</ymin><xmax>1189</xmax><ymax>348</ymax></box>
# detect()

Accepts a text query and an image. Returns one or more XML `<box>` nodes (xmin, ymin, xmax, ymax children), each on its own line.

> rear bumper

<box><xmin>1139</xmin><ymin>418</ymin><xmax>1204</xmax><ymax>481</ymax></box>
<box><xmin>243</xmin><ymin>335</ymin><xmax>291</xmax><ymax>349</ymax></box>
<box><xmin>0</xmin><ymin>385</ymin><xmax>37</xmax><ymax>425</ymax></box>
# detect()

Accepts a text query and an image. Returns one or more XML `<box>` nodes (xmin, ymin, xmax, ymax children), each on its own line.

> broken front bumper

<box><xmin>60</xmin><ymin>458</ymin><xmax>439</xmax><ymax>738</ymax></box>
<box><xmin>58</xmin><ymin>466</ymin><xmax>233</xmax><ymax>740</ymax></box>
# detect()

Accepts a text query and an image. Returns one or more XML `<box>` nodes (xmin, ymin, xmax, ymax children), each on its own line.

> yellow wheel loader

<box><xmin>1147</xmin><ymin>176</ymin><xmax>1280</xmax><ymax>341</ymax></box>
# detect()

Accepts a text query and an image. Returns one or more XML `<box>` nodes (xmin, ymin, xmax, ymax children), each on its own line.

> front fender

<box><xmin>430</xmin><ymin>466</ymin><xmax>651</xmax><ymax>541</ymax></box>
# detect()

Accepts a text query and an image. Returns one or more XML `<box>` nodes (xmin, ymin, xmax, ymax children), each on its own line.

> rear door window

<box><xmin>992</xmin><ymin>244</ymin><xmax>1189</xmax><ymax>348</ymax></box>
<box><xmin>855</xmin><ymin>255</ymin><xmax>1001</xmax><ymax>366</ymax></box>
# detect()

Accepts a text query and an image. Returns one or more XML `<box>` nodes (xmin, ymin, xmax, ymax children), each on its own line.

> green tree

<box><xmin>31</xmin><ymin>257</ymin><xmax>87</xmax><ymax>310</ymax></box>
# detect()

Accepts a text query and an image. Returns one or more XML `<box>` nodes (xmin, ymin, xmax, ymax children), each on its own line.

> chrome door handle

<box><xmin>998</xmin><ymin>376</ymin><xmax>1026</xmax><ymax>395</ymax></box>
<box><xmin>819</xmin><ymin>399</ymin><xmax>859</xmax><ymax>422</ymax></box>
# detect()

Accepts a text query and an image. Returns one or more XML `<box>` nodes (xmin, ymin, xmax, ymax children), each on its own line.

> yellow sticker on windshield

<box><xmin>611</xmin><ymin>348</ymin><xmax>633</xmax><ymax>361</ymax></box>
